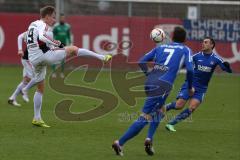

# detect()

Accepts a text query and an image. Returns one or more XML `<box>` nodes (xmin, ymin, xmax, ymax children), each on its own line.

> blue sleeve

<box><xmin>192</xmin><ymin>53</ymin><xmax>198</xmax><ymax>62</ymax></box>
<box><xmin>184</xmin><ymin>48</ymin><xmax>194</xmax><ymax>89</ymax></box>
<box><xmin>138</xmin><ymin>48</ymin><xmax>156</xmax><ymax>76</ymax></box>
<box><xmin>216</xmin><ymin>57</ymin><xmax>232</xmax><ymax>73</ymax></box>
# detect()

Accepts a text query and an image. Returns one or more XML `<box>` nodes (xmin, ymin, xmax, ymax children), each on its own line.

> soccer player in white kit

<box><xmin>22</xmin><ymin>6</ymin><xmax>112</xmax><ymax>127</ymax></box>
<box><xmin>8</xmin><ymin>31</ymin><xmax>33</xmax><ymax>106</ymax></box>
<box><xmin>8</xmin><ymin>30</ymin><xmax>57</xmax><ymax>106</ymax></box>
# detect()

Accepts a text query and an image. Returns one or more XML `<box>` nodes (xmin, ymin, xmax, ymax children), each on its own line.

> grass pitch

<box><xmin>0</xmin><ymin>66</ymin><xmax>239</xmax><ymax>160</ymax></box>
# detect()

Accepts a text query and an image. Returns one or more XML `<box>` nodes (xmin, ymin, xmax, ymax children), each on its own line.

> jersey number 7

<box><xmin>163</xmin><ymin>48</ymin><xmax>175</xmax><ymax>65</ymax></box>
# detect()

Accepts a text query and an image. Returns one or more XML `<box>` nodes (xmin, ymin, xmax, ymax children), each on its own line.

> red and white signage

<box><xmin>0</xmin><ymin>13</ymin><xmax>239</xmax><ymax>72</ymax></box>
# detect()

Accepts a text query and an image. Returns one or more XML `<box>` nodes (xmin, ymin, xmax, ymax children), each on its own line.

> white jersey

<box><xmin>19</xmin><ymin>30</ymin><xmax>54</xmax><ymax>51</ymax></box>
<box><xmin>26</xmin><ymin>20</ymin><xmax>60</xmax><ymax>62</ymax></box>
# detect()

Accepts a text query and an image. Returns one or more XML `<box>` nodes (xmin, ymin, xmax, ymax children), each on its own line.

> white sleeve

<box><xmin>45</xmin><ymin>31</ymin><xmax>55</xmax><ymax>49</ymax></box>
<box><xmin>38</xmin><ymin>23</ymin><xmax>60</xmax><ymax>47</ymax></box>
<box><xmin>17</xmin><ymin>32</ymin><xmax>26</xmax><ymax>51</ymax></box>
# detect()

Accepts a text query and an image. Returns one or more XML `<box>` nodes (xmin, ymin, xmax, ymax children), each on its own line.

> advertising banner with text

<box><xmin>0</xmin><ymin>13</ymin><xmax>239</xmax><ymax>72</ymax></box>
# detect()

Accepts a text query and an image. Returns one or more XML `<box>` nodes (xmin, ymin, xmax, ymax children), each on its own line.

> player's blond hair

<box><xmin>40</xmin><ymin>6</ymin><xmax>55</xmax><ymax>18</ymax></box>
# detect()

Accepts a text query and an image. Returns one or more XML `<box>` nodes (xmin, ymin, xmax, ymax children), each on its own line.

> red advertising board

<box><xmin>0</xmin><ymin>13</ymin><xmax>239</xmax><ymax>72</ymax></box>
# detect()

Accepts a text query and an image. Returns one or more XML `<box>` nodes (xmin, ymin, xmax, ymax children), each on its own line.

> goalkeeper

<box><xmin>52</xmin><ymin>13</ymin><xmax>72</xmax><ymax>78</ymax></box>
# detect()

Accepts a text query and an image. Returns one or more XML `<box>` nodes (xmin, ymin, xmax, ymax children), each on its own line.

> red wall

<box><xmin>0</xmin><ymin>13</ymin><xmax>239</xmax><ymax>72</ymax></box>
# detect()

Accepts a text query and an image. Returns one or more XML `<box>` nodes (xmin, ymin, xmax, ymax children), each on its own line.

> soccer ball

<box><xmin>150</xmin><ymin>28</ymin><xmax>166</xmax><ymax>43</ymax></box>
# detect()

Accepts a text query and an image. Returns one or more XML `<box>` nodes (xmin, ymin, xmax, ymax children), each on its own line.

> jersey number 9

<box><xmin>27</xmin><ymin>28</ymin><xmax>34</xmax><ymax>44</ymax></box>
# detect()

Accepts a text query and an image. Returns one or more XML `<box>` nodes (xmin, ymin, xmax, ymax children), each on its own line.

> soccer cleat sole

<box><xmin>144</xmin><ymin>140</ymin><xmax>154</xmax><ymax>156</ymax></box>
<box><xmin>165</xmin><ymin>124</ymin><xmax>176</xmax><ymax>132</ymax></box>
<box><xmin>8</xmin><ymin>99</ymin><xmax>21</xmax><ymax>107</ymax></box>
<box><xmin>112</xmin><ymin>143</ymin><xmax>123</xmax><ymax>156</ymax></box>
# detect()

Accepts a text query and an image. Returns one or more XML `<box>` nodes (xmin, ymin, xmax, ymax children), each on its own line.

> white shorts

<box><xmin>30</xmin><ymin>49</ymin><xmax>66</xmax><ymax>82</ymax></box>
<box><xmin>21</xmin><ymin>59</ymin><xmax>34</xmax><ymax>78</ymax></box>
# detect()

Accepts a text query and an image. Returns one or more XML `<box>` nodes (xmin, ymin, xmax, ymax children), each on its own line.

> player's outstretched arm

<box><xmin>215</xmin><ymin>55</ymin><xmax>233</xmax><ymax>73</ymax></box>
<box><xmin>38</xmin><ymin>24</ymin><xmax>61</xmax><ymax>47</ymax></box>
<box><xmin>17</xmin><ymin>31</ymin><xmax>26</xmax><ymax>56</ymax></box>
<box><xmin>221</xmin><ymin>61</ymin><xmax>233</xmax><ymax>73</ymax></box>
<box><xmin>138</xmin><ymin>49</ymin><xmax>156</xmax><ymax>76</ymax></box>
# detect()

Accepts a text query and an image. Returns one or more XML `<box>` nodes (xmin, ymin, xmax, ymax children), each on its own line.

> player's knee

<box><xmin>189</xmin><ymin>99</ymin><xmax>200</xmax><ymax>112</ymax></box>
<box><xmin>176</xmin><ymin>100</ymin><xmax>185</xmax><ymax>109</ymax></box>
<box><xmin>70</xmin><ymin>46</ymin><xmax>78</xmax><ymax>55</ymax></box>
<box><xmin>71</xmin><ymin>45</ymin><xmax>78</xmax><ymax>52</ymax></box>
<box><xmin>189</xmin><ymin>105</ymin><xmax>197</xmax><ymax>112</ymax></box>
<box><xmin>65</xmin><ymin>46</ymin><xmax>78</xmax><ymax>56</ymax></box>
<box><xmin>36</xmin><ymin>81</ymin><xmax>44</xmax><ymax>93</ymax></box>
<box><xmin>24</xmin><ymin>77</ymin><xmax>31</xmax><ymax>83</ymax></box>
<box><xmin>36</xmin><ymin>84</ymin><xmax>44</xmax><ymax>93</ymax></box>
<box><xmin>141</xmin><ymin>113</ymin><xmax>152</xmax><ymax>121</ymax></box>
<box><xmin>37</xmin><ymin>86</ymin><xmax>44</xmax><ymax>94</ymax></box>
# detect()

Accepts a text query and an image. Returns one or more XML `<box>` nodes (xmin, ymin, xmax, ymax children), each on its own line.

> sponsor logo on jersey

<box><xmin>153</xmin><ymin>64</ymin><xmax>169</xmax><ymax>71</ymax></box>
<box><xmin>197</xmin><ymin>65</ymin><xmax>212</xmax><ymax>72</ymax></box>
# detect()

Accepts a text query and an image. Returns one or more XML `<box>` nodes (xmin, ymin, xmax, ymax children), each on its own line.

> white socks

<box><xmin>22</xmin><ymin>79</ymin><xmax>37</xmax><ymax>93</ymax></box>
<box><xmin>9</xmin><ymin>82</ymin><xmax>26</xmax><ymax>100</ymax></box>
<box><xmin>33</xmin><ymin>91</ymin><xmax>42</xmax><ymax>120</ymax></box>
<box><xmin>77</xmin><ymin>48</ymin><xmax>105</xmax><ymax>60</ymax></box>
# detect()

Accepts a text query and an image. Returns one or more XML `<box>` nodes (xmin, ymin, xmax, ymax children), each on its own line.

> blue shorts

<box><xmin>142</xmin><ymin>94</ymin><xmax>168</xmax><ymax>114</ymax></box>
<box><xmin>176</xmin><ymin>84</ymin><xmax>205</xmax><ymax>103</ymax></box>
<box><xmin>142</xmin><ymin>73</ymin><xmax>172</xmax><ymax>114</ymax></box>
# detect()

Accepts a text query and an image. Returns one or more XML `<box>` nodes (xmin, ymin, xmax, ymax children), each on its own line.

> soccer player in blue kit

<box><xmin>112</xmin><ymin>27</ymin><xmax>195</xmax><ymax>156</ymax></box>
<box><xmin>165</xmin><ymin>37</ymin><xmax>233</xmax><ymax>132</ymax></box>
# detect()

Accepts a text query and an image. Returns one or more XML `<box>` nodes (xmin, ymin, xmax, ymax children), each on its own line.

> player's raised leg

<box><xmin>165</xmin><ymin>99</ymin><xmax>186</xmax><ymax>112</ymax></box>
<box><xmin>164</xmin><ymin>98</ymin><xmax>187</xmax><ymax>131</ymax></box>
<box><xmin>64</xmin><ymin>46</ymin><xmax>112</xmax><ymax>62</ymax></box>
<box><xmin>8</xmin><ymin>56</ymin><xmax>33</xmax><ymax>106</ymax></box>
<box><xmin>163</xmin><ymin>84</ymin><xmax>189</xmax><ymax>113</ymax></box>
<box><xmin>21</xmin><ymin>59</ymin><xmax>34</xmax><ymax>102</ymax></box>
<box><xmin>164</xmin><ymin>85</ymin><xmax>191</xmax><ymax>131</ymax></box>
<box><xmin>8</xmin><ymin>81</ymin><xmax>27</xmax><ymax>106</ymax></box>
<box><xmin>166</xmin><ymin>98</ymin><xmax>200</xmax><ymax>132</ymax></box>
<box><xmin>8</xmin><ymin>73</ymin><xmax>32</xmax><ymax>106</ymax></box>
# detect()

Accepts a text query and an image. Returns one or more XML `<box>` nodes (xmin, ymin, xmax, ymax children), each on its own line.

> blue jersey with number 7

<box><xmin>139</xmin><ymin>42</ymin><xmax>194</xmax><ymax>88</ymax></box>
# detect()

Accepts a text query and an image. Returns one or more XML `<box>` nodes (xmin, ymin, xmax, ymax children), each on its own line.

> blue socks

<box><xmin>168</xmin><ymin>108</ymin><xmax>192</xmax><ymax>125</ymax></box>
<box><xmin>166</xmin><ymin>102</ymin><xmax>176</xmax><ymax>111</ymax></box>
<box><xmin>119</xmin><ymin>116</ymin><xmax>148</xmax><ymax>146</ymax></box>
<box><xmin>119</xmin><ymin>111</ymin><xmax>165</xmax><ymax>146</ymax></box>
<box><xmin>147</xmin><ymin>112</ymin><xmax>164</xmax><ymax>141</ymax></box>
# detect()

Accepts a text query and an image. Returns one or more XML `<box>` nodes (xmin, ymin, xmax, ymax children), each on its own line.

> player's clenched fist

<box><xmin>18</xmin><ymin>50</ymin><xmax>24</xmax><ymax>57</ymax></box>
